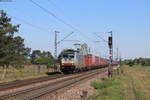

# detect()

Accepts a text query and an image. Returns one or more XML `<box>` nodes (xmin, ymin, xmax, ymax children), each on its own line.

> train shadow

<box><xmin>46</xmin><ymin>72</ymin><xmax>62</xmax><ymax>75</ymax></box>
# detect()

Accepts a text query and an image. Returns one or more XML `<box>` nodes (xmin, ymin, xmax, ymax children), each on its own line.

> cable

<box><xmin>29</xmin><ymin>0</ymin><xmax>94</xmax><ymax>42</ymax></box>
<box><xmin>94</xmin><ymin>33</ymin><xmax>108</xmax><ymax>43</ymax></box>
<box><xmin>1</xmin><ymin>6</ymin><xmax>50</xmax><ymax>34</ymax></box>
<box><xmin>47</xmin><ymin>0</ymin><xmax>73</xmax><ymax>23</ymax></box>
<box><xmin>57</xmin><ymin>32</ymin><xmax>74</xmax><ymax>44</ymax></box>
<box><xmin>47</xmin><ymin>0</ymin><xmax>94</xmax><ymax>41</ymax></box>
<box><xmin>12</xmin><ymin>16</ymin><xmax>49</xmax><ymax>33</ymax></box>
<box><xmin>29</xmin><ymin>0</ymin><xmax>77</xmax><ymax>31</ymax></box>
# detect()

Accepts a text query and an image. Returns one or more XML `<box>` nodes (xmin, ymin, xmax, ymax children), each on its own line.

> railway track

<box><xmin>0</xmin><ymin>68</ymin><xmax>107</xmax><ymax>100</ymax></box>
<box><xmin>0</xmin><ymin>73</ymin><xmax>64</xmax><ymax>91</ymax></box>
<box><xmin>0</xmin><ymin>70</ymin><xmax>96</xmax><ymax>92</ymax></box>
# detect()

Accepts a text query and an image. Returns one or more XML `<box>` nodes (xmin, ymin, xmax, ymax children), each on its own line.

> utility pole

<box><xmin>54</xmin><ymin>31</ymin><xmax>74</xmax><ymax>59</ymax></box>
<box><xmin>108</xmin><ymin>31</ymin><xmax>113</xmax><ymax>77</ymax></box>
<box><xmin>54</xmin><ymin>31</ymin><xmax>60</xmax><ymax>59</ymax></box>
<box><xmin>116</xmin><ymin>48</ymin><xmax>118</xmax><ymax>61</ymax></box>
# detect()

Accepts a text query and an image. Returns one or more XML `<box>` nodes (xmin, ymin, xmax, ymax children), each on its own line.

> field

<box><xmin>0</xmin><ymin>65</ymin><xmax>54</xmax><ymax>83</ymax></box>
<box><xmin>88</xmin><ymin>66</ymin><xmax>150</xmax><ymax>100</ymax></box>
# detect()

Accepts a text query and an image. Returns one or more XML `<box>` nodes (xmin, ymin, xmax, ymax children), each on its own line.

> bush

<box><xmin>91</xmin><ymin>81</ymin><xmax>117</xmax><ymax>89</ymax></box>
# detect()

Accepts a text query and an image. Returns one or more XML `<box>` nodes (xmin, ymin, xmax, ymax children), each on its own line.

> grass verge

<box><xmin>0</xmin><ymin>67</ymin><xmax>53</xmax><ymax>83</ymax></box>
<box><xmin>88</xmin><ymin>66</ymin><xmax>150</xmax><ymax>100</ymax></box>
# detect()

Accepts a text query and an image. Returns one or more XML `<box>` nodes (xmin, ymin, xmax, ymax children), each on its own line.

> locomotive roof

<box><xmin>63</xmin><ymin>49</ymin><xmax>76</xmax><ymax>52</ymax></box>
<box><xmin>58</xmin><ymin>49</ymin><xmax>77</xmax><ymax>59</ymax></box>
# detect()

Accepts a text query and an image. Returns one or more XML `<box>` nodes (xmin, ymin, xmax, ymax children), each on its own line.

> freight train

<box><xmin>58</xmin><ymin>49</ymin><xmax>118</xmax><ymax>74</ymax></box>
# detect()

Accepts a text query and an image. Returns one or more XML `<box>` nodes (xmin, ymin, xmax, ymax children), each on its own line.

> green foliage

<box><xmin>31</xmin><ymin>50</ymin><xmax>54</xmax><ymax>63</ymax></box>
<box><xmin>31</xmin><ymin>50</ymin><xmax>55</xmax><ymax>68</ymax></box>
<box><xmin>128</xmin><ymin>61</ymin><xmax>134</xmax><ymax>66</ymax></box>
<box><xmin>0</xmin><ymin>10</ymin><xmax>55</xmax><ymax>69</ymax></box>
<box><xmin>34</xmin><ymin>57</ymin><xmax>54</xmax><ymax>65</ymax></box>
<box><xmin>123</xmin><ymin>58</ymin><xmax>150</xmax><ymax>66</ymax></box>
<box><xmin>0</xmin><ymin>10</ymin><xmax>31</xmax><ymax>67</ymax></box>
<box><xmin>31</xmin><ymin>50</ymin><xmax>41</xmax><ymax>63</ymax></box>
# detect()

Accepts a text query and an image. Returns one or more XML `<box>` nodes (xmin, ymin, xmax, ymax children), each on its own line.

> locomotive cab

<box><xmin>60</xmin><ymin>50</ymin><xmax>76</xmax><ymax>73</ymax></box>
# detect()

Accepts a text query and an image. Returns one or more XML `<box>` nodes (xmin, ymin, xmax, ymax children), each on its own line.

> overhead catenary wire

<box><xmin>57</xmin><ymin>32</ymin><xmax>74</xmax><ymax>44</ymax></box>
<box><xmin>29</xmin><ymin>0</ymin><xmax>77</xmax><ymax>31</ymax></box>
<box><xmin>47</xmin><ymin>0</ymin><xmax>73</xmax><ymax>23</ymax></box>
<box><xmin>29</xmin><ymin>0</ymin><xmax>94</xmax><ymax>42</ymax></box>
<box><xmin>47</xmin><ymin>0</ymin><xmax>64</xmax><ymax>13</ymax></box>
<box><xmin>47</xmin><ymin>0</ymin><xmax>95</xmax><ymax>42</ymax></box>
<box><xmin>12</xmin><ymin>16</ymin><xmax>50</xmax><ymax>33</ymax></box>
<box><xmin>9</xmin><ymin>7</ymin><xmax>50</xmax><ymax>33</ymax></box>
<box><xmin>93</xmin><ymin>32</ymin><xmax>109</xmax><ymax>58</ymax></box>
<box><xmin>94</xmin><ymin>33</ymin><xmax>108</xmax><ymax>43</ymax></box>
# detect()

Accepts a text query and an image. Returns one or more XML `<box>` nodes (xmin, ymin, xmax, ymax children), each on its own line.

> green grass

<box><xmin>90</xmin><ymin>80</ymin><xmax>118</xmax><ymax>89</ymax></box>
<box><xmin>142</xmin><ymin>66</ymin><xmax>150</xmax><ymax>70</ymax></box>
<box><xmin>88</xmin><ymin>66</ymin><xmax>150</xmax><ymax>100</ymax></box>
<box><xmin>89</xmin><ymin>76</ymin><xmax>125</xmax><ymax>100</ymax></box>
<box><xmin>144</xmin><ymin>76</ymin><xmax>150</xmax><ymax>79</ymax></box>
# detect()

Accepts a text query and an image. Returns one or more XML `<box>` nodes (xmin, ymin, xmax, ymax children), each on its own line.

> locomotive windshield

<box><xmin>62</xmin><ymin>53</ymin><xmax>74</xmax><ymax>58</ymax></box>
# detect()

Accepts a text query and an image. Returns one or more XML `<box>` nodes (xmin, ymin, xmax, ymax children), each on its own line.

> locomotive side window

<box><xmin>63</xmin><ymin>54</ymin><xmax>68</xmax><ymax>58</ymax></box>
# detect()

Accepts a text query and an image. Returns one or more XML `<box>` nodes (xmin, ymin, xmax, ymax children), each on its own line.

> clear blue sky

<box><xmin>0</xmin><ymin>0</ymin><xmax>150</xmax><ymax>59</ymax></box>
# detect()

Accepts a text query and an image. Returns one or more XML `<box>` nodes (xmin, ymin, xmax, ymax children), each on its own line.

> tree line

<box><xmin>0</xmin><ymin>10</ymin><xmax>55</xmax><ymax>69</ymax></box>
<box><xmin>123</xmin><ymin>58</ymin><xmax>150</xmax><ymax>66</ymax></box>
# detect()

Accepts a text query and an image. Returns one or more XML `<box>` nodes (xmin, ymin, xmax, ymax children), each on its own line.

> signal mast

<box><xmin>108</xmin><ymin>31</ymin><xmax>113</xmax><ymax>77</ymax></box>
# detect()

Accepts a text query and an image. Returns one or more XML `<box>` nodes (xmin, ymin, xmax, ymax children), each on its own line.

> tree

<box><xmin>31</xmin><ymin>50</ymin><xmax>41</xmax><ymax>64</ymax></box>
<box><xmin>0</xmin><ymin>10</ymin><xmax>19</xmax><ymax>67</ymax></box>
<box><xmin>0</xmin><ymin>10</ymin><xmax>31</xmax><ymax>79</ymax></box>
<box><xmin>122</xmin><ymin>58</ymin><xmax>150</xmax><ymax>67</ymax></box>
<box><xmin>41</xmin><ymin>51</ymin><xmax>53</xmax><ymax>58</ymax></box>
<box><xmin>31</xmin><ymin>50</ymin><xmax>54</xmax><ymax>64</ymax></box>
<box><xmin>10</xmin><ymin>36</ymin><xmax>31</xmax><ymax>66</ymax></box>
<box><xmin>31</xmin><ymin>50</ymin><xmax>55</xmax><ymax>71</ymax></box>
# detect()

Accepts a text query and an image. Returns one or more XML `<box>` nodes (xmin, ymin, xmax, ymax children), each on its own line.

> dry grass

<box><xmin>0</xmin><ymin>65</ymin><xmax>54</xmax><ymax>83</ymax></box>
<box><xmin>89</xmin><ymin>66</ymin><xmax>150</xmax><ymax>100</ymax></box>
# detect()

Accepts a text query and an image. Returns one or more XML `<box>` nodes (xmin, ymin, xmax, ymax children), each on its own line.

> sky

<box><xmin>0</xmin><ymin>0</ymin><xmax>150</xmax><ymax>59</ymax></box>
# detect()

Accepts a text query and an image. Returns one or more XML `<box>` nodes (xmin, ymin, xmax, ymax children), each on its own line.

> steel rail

<box><xmin>0</xmin><ymin>74</ymin><xmax>64</xmax><ymax>91</ymax></box>
<box><xmin>24</xmin><ymin>68</ymin><xmax>107</xmax><ymax>100</ymax></box>
<box><xmin>0</xmin><ymin>68</ymin><xmax>106</xmax><ymax>100</ymax></box>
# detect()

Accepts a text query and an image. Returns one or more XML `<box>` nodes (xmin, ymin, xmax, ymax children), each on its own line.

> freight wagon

<box><xmin>58</xmin><ymin>49</ymin><xmax>111</xmax><ymax>74</ymax></box>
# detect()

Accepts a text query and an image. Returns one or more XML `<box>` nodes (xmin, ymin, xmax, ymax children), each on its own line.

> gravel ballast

<box><xmin>38</xmin><ymin>71</ymin><xmax>107</xmax><ymax>100</ymax></box>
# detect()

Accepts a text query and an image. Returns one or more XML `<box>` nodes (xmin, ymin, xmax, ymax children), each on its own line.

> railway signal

<box><xmin>108</xmin><ymin>31</ymin><xmax>113</xmax><ymax>77</ymax></box>
<box><xmin>108</xmin><ymin>36</ymin><xmax>112</xmax><ymax>48</ymax></box>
